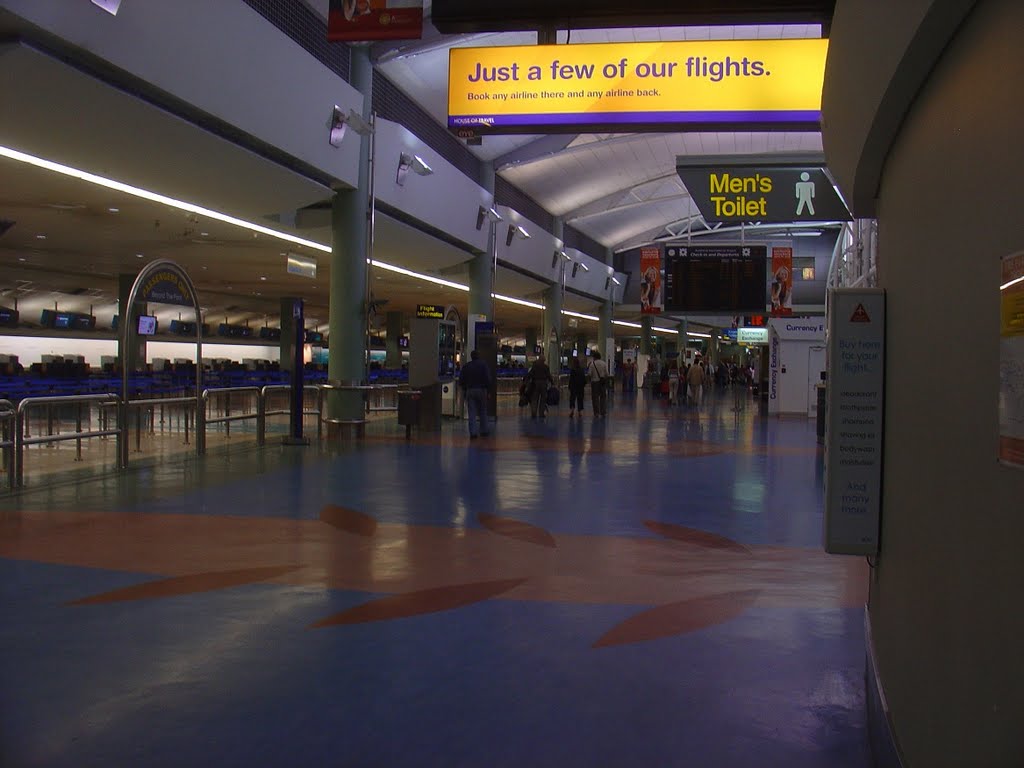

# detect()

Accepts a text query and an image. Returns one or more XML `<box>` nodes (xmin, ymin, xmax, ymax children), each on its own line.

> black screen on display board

<box><xmin>664</xmin><ymin>244</ymin><xmax>768</xmax><ymax>314</ymax></box>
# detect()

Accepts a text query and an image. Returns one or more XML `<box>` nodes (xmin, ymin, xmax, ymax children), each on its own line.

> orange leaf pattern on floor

<box><xmin>310</xmin><ymin>578</ymin><xmax>528</xmax><ymax>628</ymax></box>
<box><xmin>320</xmin><ymin>504</ymin><xmax>378</xmax><ymax>536</ymax></box>
<box><xmin>643</xmin><ymin>520</ymin><xmax>752</xmax><ymax>555</ymax></box>
<box><xmin>67</xmin><ymin>565</ymin><xmax>301</xmax><ymax>605</ymax></box>
<box><xmin>593</xmin><ymin>589</ymin><xmax>761</xmax><ymax>648</ymax></box>
<box><xmin>478</xmin><ymin>513</ymin><xmax>557</xmax><ymax>548</ymax></box>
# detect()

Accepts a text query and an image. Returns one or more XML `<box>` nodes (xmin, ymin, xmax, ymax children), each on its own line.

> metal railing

<box><xmin>2</xmin><ymin>382</ymin><xmax>436</xmax><ymax>489</ymax></box>
<box><xmin>110</xmin><ymin>397</ymin><xmax>200</xmax><ymax>460</ymax></box>
<box><xmin>197</xmin><ymin>386</ymin><xmax>260</xmax><ymax>455</ymax></box>
<box><xmin>14</xmin><ymin>393</ymin><xmax>121</xmax><ymax>486</ymax></box>
<box><xmin>0</xmin><ymin>400</ymin><xmax>14</xmax><ymax>491</ymax></box>
<box><xmin>367</xmin><ymin>383</ymin><xmax>400</xmax><ymax>412</ymax></box>
<box><xmin>258</xmin><ymin>384</ymin><xmax>323</xmax><ymax>444</ymax></box>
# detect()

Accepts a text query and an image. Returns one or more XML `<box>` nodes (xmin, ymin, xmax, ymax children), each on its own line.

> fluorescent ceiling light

<box><xmin>688</xmin><ymin>331</ymin><xmax>712</xmax><ymax>338</ymax></box>
<box><xmin>562</xmin><ymin>310</ymin><xmax>599</xmax><ymax>322</ymax></box>
<box><xmin>0</xmin><ymin>143</ymin><xmax>610</xmax><ymax>314</ymax></box>
<box><xmin>492</xmin><ymin>293</ymin><xmax>544</xmax><ymax>310</ymax></box>
<box><xmin>611</xmin><ymin>277</ymin><xmax>621</xmax><ymax>285</ymax></box>
<box><xmin>371</xmin><ymin>260</ymin><xmax>469</xmax><ymax>292</ymax></box>
<box><xmin>578</xmin><ymin>262</ymin><xmax>590</xmax><ymax>272</ymax></box>
<box><xmin>0</xmin><ymin>144</ymin><xmax>332</xmax><ymax>254</ymax></box>
<box><xmin>1001</xmin><ymin>275</ymin><xmax>1024</xmax><ymax>291</ymax></box>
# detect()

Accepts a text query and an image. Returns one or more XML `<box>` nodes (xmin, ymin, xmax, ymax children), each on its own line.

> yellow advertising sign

<box><xmin>448</xmin><ymin>39</ymin><xmax>828</xmax><ymax>134</ymax></box>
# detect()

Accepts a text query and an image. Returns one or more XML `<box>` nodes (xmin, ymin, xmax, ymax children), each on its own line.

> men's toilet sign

<box><xmin>676</xmin><ymin>162</ymin><xmax>851</xmax><ymax>223</ymax></box>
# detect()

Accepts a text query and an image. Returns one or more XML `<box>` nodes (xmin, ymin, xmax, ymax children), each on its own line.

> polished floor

<box><xmin>0</xmin><ymin>389</ymin><xmax>870</xmax><ymax>768</ymax></box>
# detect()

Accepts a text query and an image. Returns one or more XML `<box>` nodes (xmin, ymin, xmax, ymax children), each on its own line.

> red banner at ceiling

<box><xmin>327</xmin><ymin>0</ymin><xmax>424</xmax><ymax>41</ymax></box>
<box><xmin>640</xmin><ymin>246</ymin><xmax>663</xmax><ymax>315</ymax></box>
<box><xmin>770</xmin><ymin>246</ymin><xmax>793</xmax><ymax>316</ymax></box>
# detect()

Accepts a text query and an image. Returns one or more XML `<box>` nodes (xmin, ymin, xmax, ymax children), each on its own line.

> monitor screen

<box><xmin>137</xmin><ymin>315</ymin><xmax>158</xmax><ymax>336</ymax></box>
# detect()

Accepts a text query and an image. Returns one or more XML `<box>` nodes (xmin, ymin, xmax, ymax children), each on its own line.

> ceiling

<box><xmin>360</xmin><ymin>8</ymin><xmax>826</xmax><ymax>253</ymax></box>
<box><xmin>0</xmin><ymin>2</ymin><xmax>831</xmax><ymax>348</ymax></box>
<box><xmin>0</xmin><ymin>154</ymin><xmax>609</xmax><ymax>341</ymax></box>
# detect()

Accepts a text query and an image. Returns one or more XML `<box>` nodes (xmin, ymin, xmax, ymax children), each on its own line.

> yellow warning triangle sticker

<box><xmin>850</xmin><ymin>303</ymin><xmax>871</xmax><ymax>322</ymax></box>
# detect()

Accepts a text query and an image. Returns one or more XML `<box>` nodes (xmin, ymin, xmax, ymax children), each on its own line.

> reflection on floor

<box><xmin>0</xmin><ymin>389</ymin><xmax>871</xmax><ymax>768</ymax></box>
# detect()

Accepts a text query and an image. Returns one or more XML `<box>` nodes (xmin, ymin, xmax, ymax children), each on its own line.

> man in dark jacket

<box><xmin>526</xmin><ymin>354</ymin><xmax>554</xmax><ymax>419</ymax></box>
<box><xmin>459</xmin><ymin>350</ymin><xmax>491</xmax><ymax>438</ymax></box>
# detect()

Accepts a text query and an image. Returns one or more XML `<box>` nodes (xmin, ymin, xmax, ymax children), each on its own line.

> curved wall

<box><xmin>825</xmin><ymin>1</ymin><xmax>1024</xmax><ymax>764</ymax></box>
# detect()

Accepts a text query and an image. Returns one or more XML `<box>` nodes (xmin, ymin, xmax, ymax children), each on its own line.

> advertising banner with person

<box><xmin>639</xmin><ymin>246</ymin><xmax>662</xmax><ymax>314</ymax></box>
<box><xmin>1000</xmin><ymin>251</ymin><xmax>1024</xmax><ymax>468</ymax></box>
<box><xmin>770</xmin><ymin>246</ymin><xmax>793</xmax><ymax>316</ymax></box>
<box><xmin>328</xmin><ymin>0</ymin><xmax>423</xmax><ymax>41</ymax></box>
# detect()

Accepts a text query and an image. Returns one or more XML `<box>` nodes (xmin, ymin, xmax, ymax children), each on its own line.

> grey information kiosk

<box><xmin>409</xmin><ymin>304</ymin><xmax>457</xmax><ymax>431</ymax></box>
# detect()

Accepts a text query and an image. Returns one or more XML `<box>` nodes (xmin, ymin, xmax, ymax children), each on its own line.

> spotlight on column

<box><xmin>552</xmin><ymin>249</ymin><xmax>568</xmax><ymax>269</ymax></box>
<box><xmin>611</xmin><ymin>276</ymin><xmax>621</xmax><ymax>285</ymax></box>
<box><xmin>396</xmin><ymin>152</ymin><xmax>433</xmax><ymax>186</ymax></box>
<box><xmin>476</xmin><ymin>205</ymin><xmax>503</xmax><ymax>231</ymax></box>
<box><xmin>571</xmin><ymin>262</ymin><xmax>580</xmax><ymax>278</ymax></box>
<box><xmin>329</xmin><ymin>106</ymin><xmax>373</xmax><ymax>147</ymax></box>
<box><xmin>506</xmin><ymin>224</ymin><xmax>530</xmax><ymax>247</ymax></box>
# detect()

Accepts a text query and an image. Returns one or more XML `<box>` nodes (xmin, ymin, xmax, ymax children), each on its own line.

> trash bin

<box><xmin>816</xmin><ymin>384</ymin><xmax>827</xmax><ymax>444</ymax></box>
<box><xmin>398</xmin><ymin>390</ymin><xmax>420</xmax><ymax>438</ymax></box>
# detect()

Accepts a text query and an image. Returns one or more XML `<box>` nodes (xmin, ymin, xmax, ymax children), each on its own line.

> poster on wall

<box><xmin>825</xmin><ymin>288</ymin><xmax>885</xmax><ymax>556</ymax></box>
<box><xmin>770</xmin><ymin>246</ymin><xmax>794</xmax><ymax>316</ymax></box>
<box><xmin>640</xmin><ymin>246</ymin><xmax>663</xmax><ymax>314</ymax></box>
<box><xmin>999</xmin><ymin>252</ymin><xmax>1024</xmax><ymax>468</ymax></box>
<box><xmin>327</xmin><ymin>0</ymin><xmax>423</xmax><ymax>41</ymax></box>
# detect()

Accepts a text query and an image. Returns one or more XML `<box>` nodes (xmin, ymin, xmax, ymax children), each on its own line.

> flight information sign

<box><xmin>664</xmin><ymin>244</ymin><xmax>767</xmax><ymax>314</ymax></box>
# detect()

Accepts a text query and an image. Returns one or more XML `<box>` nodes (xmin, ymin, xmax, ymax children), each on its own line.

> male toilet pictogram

<box><xmin>795</xmin><ymin>171</ymin><xmax>816</xmax><ymax>215</ymax></box>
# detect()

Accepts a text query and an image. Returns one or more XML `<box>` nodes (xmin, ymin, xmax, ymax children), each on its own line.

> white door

<box><xmin>807</xmin><ymin>345</ymin><xmax>826</xmax><ymax>416</ymax></box>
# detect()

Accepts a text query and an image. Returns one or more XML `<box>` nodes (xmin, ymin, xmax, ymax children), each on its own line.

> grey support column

<box><xmin>598</xmin><ymin>246</ymin><xmax>614</xmax><ymax>360</ymax></box>
<box><xmin>641</xmin><ymin>315</ymin><xmax>653</xmax><ymax>355</ymax></box>
<box><xmin>709</xmin><ymin>328</ymin><xmax>720</xmax><ymax>366</ymax></box>
<box><xmin>385</xmin><ymin>311</ymin><xmax>403</xmax><ymax>369</ymax></box>
<box><xmin>469</xmin><ymin>162</ymin><xmax>496</xmax><ymax>323</ymax></box>
<box><xmin>525</xmin><ymin>327</ymin><xmax>537</xmax><ymax>358</ymax></box>
<box><xmin>678</xmin><ymin>319</ymin><xmax>688</xmax><ymax>358</ymax></box>
<box><xmin>327</xmin><ymin>46</ymin><xmax>372</xmax><ymax>430</ymax></box>
<box><xmin>543</xmin><ymin>283</ymin><xmax>562</xmax><ymax>367</ymax></box>
<box><xmin>545</xmin><ymin>216</ymin><xmax>564</xmax><ymax>365</ymax></box>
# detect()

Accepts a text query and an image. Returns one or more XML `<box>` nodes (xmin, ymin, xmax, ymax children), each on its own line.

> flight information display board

<box><xmin>664</xmin><ymin>244</ymin><xmax>767</xmax><ymax>313</ymax></box>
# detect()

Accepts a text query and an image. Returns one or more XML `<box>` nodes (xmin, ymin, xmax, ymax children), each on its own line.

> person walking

<box><xmin>568</xmin><ymin>356</ymin><xmax>586</xmax><ymax>418</ymax></box>
<box><xmin>458</xmin><ymin>349</ymin><xmax>491</xmax><ymax>438</ymax></box>
<box><xmin>526</xmin><ymin>354</ymin><xmax>554</xmax><ymax>419</ymax></box>
<box><xmin>587</xmin><ymin>351</ymin><xmax>609</xmax><ymax>417</ymax></box>
<box><xmin>667</xmin><ymin>359</ymin><xmax>680</xmax><ymax>405</ymax></box>
<box><xmin>687</xmin><ymin>355</ymin><xmax>705</xmax><ymax>407</ymax></box>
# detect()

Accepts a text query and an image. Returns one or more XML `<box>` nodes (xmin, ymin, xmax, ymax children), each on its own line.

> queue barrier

<box><xmin>4</xmin><ymin>382</ymin><xmax>423</xmax><ymax>488</ymax></box>
<box><xmin>0</xmin><ymin>400</ymin><xmax>14</xmax><ymax>491</ymax></box>
<box><xmin>258</xmin><ymin>385</ymin><xmax>324</xmax><ymax>444</ymax></box>
<box><xmin>14</xmin><ymin>393</ymin><xmax>122</xmax><ymax>486</ymax></box>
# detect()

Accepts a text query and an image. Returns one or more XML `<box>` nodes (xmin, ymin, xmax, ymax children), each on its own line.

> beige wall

<box><xmin>831</xmin><ymin>0</ymin><xmax>1024</xmax><ymax>764</ymax></box>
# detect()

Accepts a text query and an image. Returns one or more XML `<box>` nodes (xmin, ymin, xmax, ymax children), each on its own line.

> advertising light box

<box><xmin>448</xmin><ymin>38</ymin><xmax>828</xmax><ymax>135</ymax></box>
